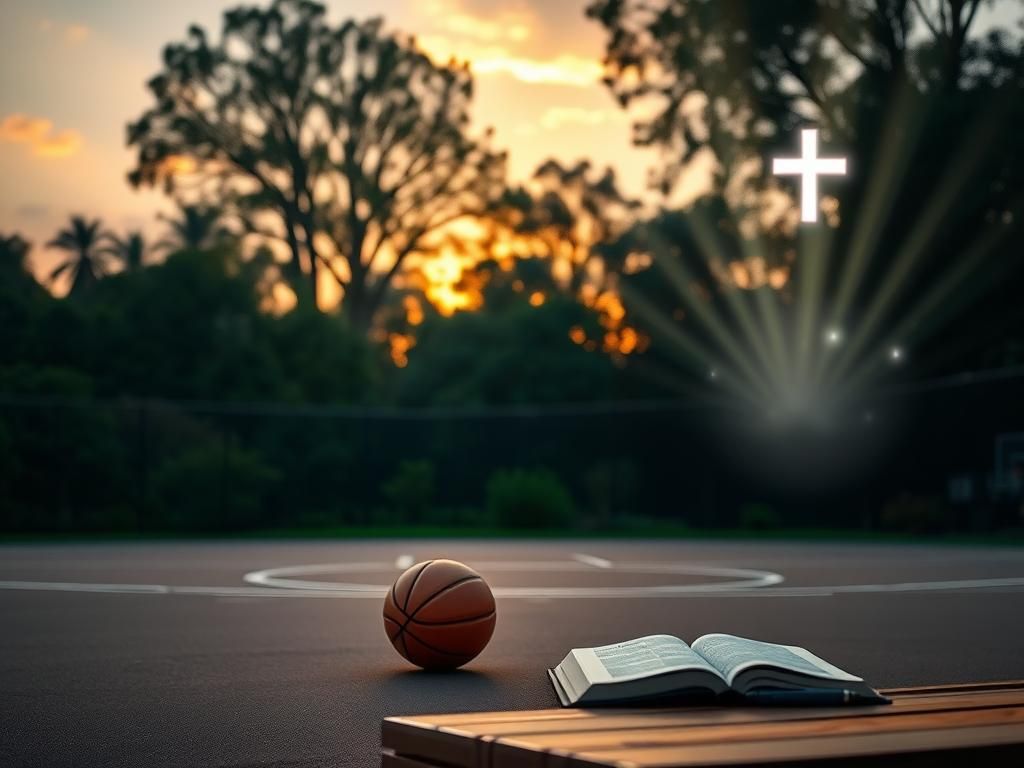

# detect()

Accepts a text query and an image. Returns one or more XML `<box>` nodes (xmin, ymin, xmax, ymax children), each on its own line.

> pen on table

<box><xmin>744</xmin><ymin>689</ymin><xmax>892</xmax><ymax>706</ymax></box>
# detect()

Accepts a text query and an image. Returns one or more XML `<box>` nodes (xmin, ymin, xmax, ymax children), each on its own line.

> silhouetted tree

<box><xmin>103</xmin><ymin>231</ymin><xmax>148</xmax><ymax>272</ymax></box>
<box><xmin>46</xmin><ymin>216</ymin><xmax>108</xmax><ymax>298</ymax></box>
<box><xmin>588</xmin><ymin>0</ymin><xmax>1024</xmax><ymax>379</ymax></box>
<box><xmin>588</xmin><ymin>0</ymin><xmax>1021</xmax><ymax>194</ymax></box>
<box><xmin>0</xmin><ymin>233</ymin><xmax>46</xmax><ymax>366</ymax></box>
<box><xmin>0</xmin><ymin>233</ymin><xmax>32</xmax><ymax>278</ymax></box>
<box><xmin>493</xmin><ymin>160</ymin><xmax>641</xmax><ymax>294</ymax></box>
<box><xmin>156</xmin><ymin>204</ymin><xmax>233</xmax><ymax>253</ymax></box>
<box><xmin>400</xmin><ymin>295</ymin><xmax>615</xmax><ymax>405</ymax></box>
<box><xmin>127</xmin><ymin>0</ymin><xmax>506</xmax><ymax>326</ymax></box>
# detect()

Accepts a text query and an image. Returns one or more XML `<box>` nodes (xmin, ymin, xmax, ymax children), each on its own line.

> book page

<box><xmin>691</xmin><ymin>634</ymin><xmax>861</xmax><ymax>688</ymax></box>
<box><xmin>579</xmin><ymin>635</ymin><xmax>723</xmax><ymax>683</ymax></box>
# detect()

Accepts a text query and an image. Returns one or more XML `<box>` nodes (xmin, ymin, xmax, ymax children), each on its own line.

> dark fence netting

<box><xmin>1</xmin><ymin>372</ymin><xmax>1022</xmax><ymax>534</ymax></box>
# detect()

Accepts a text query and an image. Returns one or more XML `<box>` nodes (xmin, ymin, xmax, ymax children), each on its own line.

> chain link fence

<box><xmin>1</xmin><ymin>371</ymin><xmax>1022</xmax><ymax>534</ymax></box>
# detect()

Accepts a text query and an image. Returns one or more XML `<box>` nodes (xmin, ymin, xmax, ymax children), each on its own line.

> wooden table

<box><xmin>381</xmin><ymin>681</ymin><xmax>1024</xmax><ymax>767</ymax></box>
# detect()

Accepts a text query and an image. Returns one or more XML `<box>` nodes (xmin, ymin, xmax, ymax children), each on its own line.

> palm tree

<box><xmin>0</xmin><ymin>233</ymin><xmax>31</xmax><ymax>274</ymax></box>
<box><xmin>156</xmin><ymin>204</ymin><xmax>231</xmax><ymax>253</ymax></box>
<box><xmin>47</xmin><ymin>216</ymin><xmax>108</xmax><ymax>297</ymax></box>
<box><xmin>103</xmin><ymin>230</ymin><xmax>147</xmax><ymax>272</ymax></box>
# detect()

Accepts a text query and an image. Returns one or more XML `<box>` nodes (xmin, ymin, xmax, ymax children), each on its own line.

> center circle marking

<box><xmin>242</xmin><ymin>560</ymin><xmax>786</xmax><ymax>598</ymax></box>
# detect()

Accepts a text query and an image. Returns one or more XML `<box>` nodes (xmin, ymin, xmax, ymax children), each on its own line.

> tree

<box><xmin>0</xmin><ymin>233</ymin><xmax>31</xmax><ymax>274</ymax></box>
<box><xmin>127</xmin><ymin>0</ymin><xmax>506</xmax><ymax>326</ymax></box>
<box><xmin>494</xmin><ymin>160</ymin><xmax>641</xmax><ymax>294</ymax></box>
<box><xmin>399</xmin><ymin>294</ymin><xmax>616</xmax><ymax>405</ymax></box>
<box><xmin>588</xmin><ymin>0</ymin><xmax>1024</xmax><ymax>384</ymax></box>
<box><xmin>0</xmin><ymin>233</ymin><xmax>46</xmax><ymax>367</ymax></box>
<box><xmin>155</xmin><ymin>204</ymin><xmax>233</xmax><ymax>253</ymax></box>
<box><xmin>103</xmin><ymin>230</ymin><xmax>148</xmax><ymax>272</ymax></box>
<box><xmin>46</xmin><ymin>216</ymin><xmax>109</xmax><ymax>298</ymax></box>
<box><xmin>587</xmin><ymin>0</ymin><xmax>1021</xmax><ymax>194</ymax></box>
<box><xmin>0</xmin><ymin>233</ymin><xmax>38</xmax><ymax>292</ymax></box>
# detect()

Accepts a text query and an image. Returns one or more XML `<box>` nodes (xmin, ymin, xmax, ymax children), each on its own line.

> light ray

<box><xmin>642</xmin><ymin>230</ymin><xmax>776</xmax><ymax>399</ymax></box>
<box><xmin>684</xmin><ymin>210</ymin><xmax>784</xmax><ymax>397</ymax></box>
<box><xmin>837</xmin><ymin>199</ymin><xmax>1022</xmax><ymax>398</ymax></box>
<box><xmin>824</xmin><ymin>106</ymin><xmax>1006</xmax><ymax>390</ymax></box>
<box><xmin>827</xmin><ymin>77</ymin><xmax>924</xmax><ymax>327</ymax></box>
<box><xmin>619</xmin><ymin>282</ymin><xmax>760</xmax><ymax>407</ymax></box>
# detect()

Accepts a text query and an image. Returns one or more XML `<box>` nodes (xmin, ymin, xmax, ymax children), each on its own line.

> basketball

<box><xmin>383</xmin><ymin>559</ymin><xmax>496</xmax><ymax>669</ymax></box>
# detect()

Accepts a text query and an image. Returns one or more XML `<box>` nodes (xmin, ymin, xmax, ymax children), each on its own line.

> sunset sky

<box><xmin>0</xmin><ymin>0</ymin><xmax>662</xmax><ymax>279</ymax></box>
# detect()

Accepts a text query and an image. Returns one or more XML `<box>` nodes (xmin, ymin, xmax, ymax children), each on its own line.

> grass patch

<box><xmin>2</xmin><ymin>524</ymin><xmax>1024</xmax><ymax>546</ymax></box>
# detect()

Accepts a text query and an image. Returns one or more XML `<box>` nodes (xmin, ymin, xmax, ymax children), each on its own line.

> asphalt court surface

<box><xmin>3</xmin><ymin>539</ymin><xmax>1024</xmax><ymax>767</ymax></box>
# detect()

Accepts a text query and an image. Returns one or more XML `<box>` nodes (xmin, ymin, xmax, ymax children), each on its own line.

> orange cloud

<box><xmin>418</xmin><ymin>34</ymin><xmax>603</xmax><ymax>87</ymax></box>
<box><xmin>416</xmin><ymin>0</ymin><xmax>600</xmax><ymax>87</ymax></box>
<box><xmin>0</xmin><ymin>114</ymin><xmax>83</xmax><ymax>158</ymax></box>
<box><xmin>471</xmin><ymin>53</ymin><xmax>602</xmax><ymax>86</ymax></box>
<box><xmin>423</xmin><ymin>0</ymin><xmax>532</xmax><ymax>43</ymax></box>
<box><xmin>65</xmin><ymin>24</ymin><xmax>91</xmax><ymax>43</ymax></box>
<box><xmin>36</xmin><ymin>19</ymin><xmax>91</xmax><ymax>44</ymax></box>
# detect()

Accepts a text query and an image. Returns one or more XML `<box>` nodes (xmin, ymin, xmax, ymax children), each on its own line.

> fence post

<box><xmin>137</xmin><ymin>401</ymin><xmax>149</xmax><ymax>532</ymax></box>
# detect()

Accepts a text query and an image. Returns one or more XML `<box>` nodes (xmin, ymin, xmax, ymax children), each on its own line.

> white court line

<box><xmin>4</xmin><ymin>558</ymin><xmax>1024</xmax><ymax>599</ymax></box>
<box><xmin>572</xmin><ymin>553</ymin><xmax>613</xmax><ymax>569</ymax></box>
<box><xmin>3</xmin><ymin>576</ymin><xmax>1024</xmax><ymax>599</ymax></box>
<box><xmin>242</xmin><ymin>560</ymin><xmax>782</xmax><ymax>593</ymax></box>
<box><xmin>394</xmin><ymin>554</ymin><xmax>415</xmax><ymax>570</ymax></box>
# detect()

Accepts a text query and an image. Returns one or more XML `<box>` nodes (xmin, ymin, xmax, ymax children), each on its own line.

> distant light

<box><xmin>709</xmin><ymin>368</ymin><xmax>719</xmax><ymax>381</ymax></box>
<box><xmin>889</xmin><ymin>346</ymin><xmax>904</xmax><ymax>363</ymax></box>
<box><xmin>824</xmin><ymin>327</ymin><xmax>843</xmax><ymax>347</ymax></box>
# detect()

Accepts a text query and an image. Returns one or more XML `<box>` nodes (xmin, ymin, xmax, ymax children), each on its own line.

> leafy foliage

<box><xmin>102</xmin><ymin>231</ymin><xmax>148</xmax><ymax>272</ymax></box>
<box><xmin>399</xmin><ymin>293</ymin><xmax>617</xmax><ymax>405</ymax></box>
<box><xmin>151</xmin><ymin>440</ymin><xmax>282</xmax><ymax>531</ymax></box>
<box><xmin>128</xmin><ymin>1</ymin><xmax>506</xmax><ymax>322</ymax></box>
<box><xmin>381</xmin><ymin>459</ymin><xmax>436</xmax><ymax>522</ymax></box>
<box><xmin>590</xmin><ymin>0</ymin><xmax>1024</xmax><ymax>385</ymax></box>
<box><xmin>46</xmin><ymin>216</ymin><xmax>109</xmax><ymax>297</ymax></box>
<box><xmin>486</xmin><ymin>468</ymin><xmax>576</xmax><ymax>529</ymax></box>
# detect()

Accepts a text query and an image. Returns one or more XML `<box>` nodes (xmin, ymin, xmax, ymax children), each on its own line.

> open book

<box><xmin>548</xmin><ymin>634</ymin><xmax>888</xmax><ymax>707</ymax></box>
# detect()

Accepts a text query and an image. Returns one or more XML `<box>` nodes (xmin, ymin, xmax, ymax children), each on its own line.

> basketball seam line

<box><xmin>398</xmin><ymin>629</ymin><xmax>410</xmax><ymax>659</ymax></box>
<box><xmin>407</xmin><ymin>575</ymin><xmax>482</xmax><ymax>622</ymax></box>
<box><xmin>385</xmin><ymin>575</ymin><xmax>489</xmax><ymax>657</ymax></box>
<box><xmin>409</xmin><ymin>610</ymin><xmax>495</xmax><ymax>627</ymax></box>
<box><xmin>387</xmin><ymin>613</ymin><xmax>472</xmax><ymax>659</ymax></box>
<box><xmin>389</xmin><ymin>578</ymin><xmax>400</xmax><ymax>615</ymax></box>
<box><xmin>390</xmin><ymin>608</ymin><xmax>493</xmax><ymax>641</ymax></box>
<box><xmin>402</xmin><ymin>560</ymin><xmax>433</xmax><ymax>614</ymax></box>
<box><xmin>402</xmin><ymin>626</ymin><xmax>476</xmax><ymax>658</ymax></box>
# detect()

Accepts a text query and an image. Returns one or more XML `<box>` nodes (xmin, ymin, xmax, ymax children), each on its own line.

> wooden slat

<box><xmin>382</xmin><ymin>691</ymin><xmax>1024</xmax><ymax>765</ymax></box>
<box><xmin>393</xmin><ymin>690</ymin><xmax>1024</xmax><ymax>737</ymax></box>
<box><xmin>880</xmin><ymin>679</ymin><xmax>1024</xmax><ymax>696</ymax></box>
<box><xmin>388</xmin><ymin>682</ymin><xmax>1024</xmax><ymax>728</ymax></box>
<box><xmin>486</xmin><ymin>707</ymin><xmax>1024</xmax><ymax>768</ymax></box>
<box><xmin>566</xmin><ymin>725</ymin><xmax>1024</xmax><ymax>768</ymax></box>
<box><xmin>381</xmin><ymin>682</ymin><xmax>1024</xmax><ymax>768</ymax></box>
<box><xmin>381</xmin><ymin>753</ymin><xmax>446</xmax><ymax>768</ymax></box>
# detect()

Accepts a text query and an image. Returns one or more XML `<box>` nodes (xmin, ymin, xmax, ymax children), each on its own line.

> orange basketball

<box><xmin>383</xmin><ymin>559</ymin><xmax>496</xmax><ymax>670</ymax></box>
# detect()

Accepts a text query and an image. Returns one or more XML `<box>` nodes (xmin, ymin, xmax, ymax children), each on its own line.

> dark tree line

<box><xmin>587</xmin><ymin>0</ymin><xmax>1024</xmax><ymax>397</ymax></box>
<box><xmin>2</xmin><ymin>0</ymin><xmax>1023</xmax><ymax>534</ymax></box>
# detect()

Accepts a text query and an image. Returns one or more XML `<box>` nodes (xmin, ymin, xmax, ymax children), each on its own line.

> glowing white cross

<box><xmin>772</xmin><ymin>129</ymin><xmax>847</xmax><ymax>223</ymax></box>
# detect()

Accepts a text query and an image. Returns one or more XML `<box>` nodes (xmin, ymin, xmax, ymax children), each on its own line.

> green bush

<box><xmin>583</xmin><ymin>458</ymin><xmax>639</xmax><ymax>525</ymax></box>
<box><xmin>879</xmin><ymin>493</ymin><xmax>952</xmax><ymax>533</ymax></box>
<box><xmin>150</xmin><ymin>441</ymin><xmax>281</xmax><ymax>531</ymax></box>
<box><xmin>485</xmin><ymin>468</ymin><xmax>575</xmax><ymax>529</ymax></box>
<box><xmin>0</xmin><ymin>365</ymin><xmax>129</xmax><ymax>532</ymax></box>
<box><xmin>381</xmin><ymin>459</ymin><xmax>435</xmax><ymax>523</ymax></box>
<box><xmin>739</xmin><ymin>503</ymin><xmax>781</xmax><ymax>531</ymax></box>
